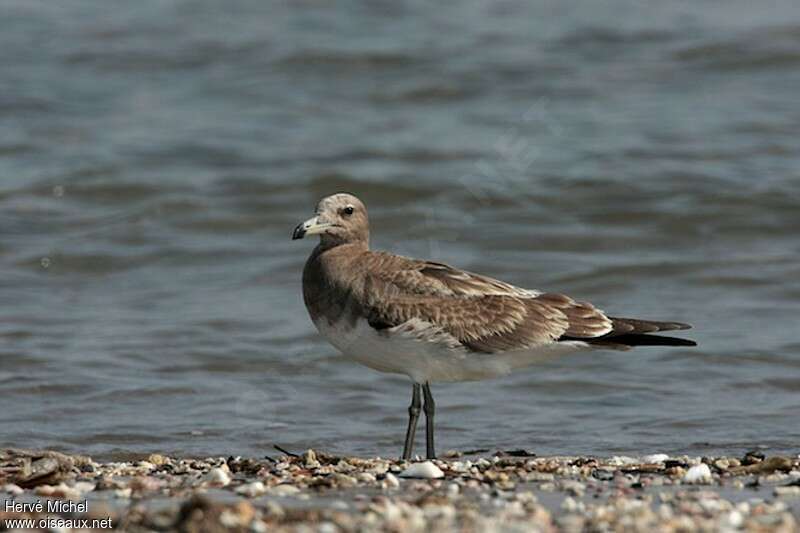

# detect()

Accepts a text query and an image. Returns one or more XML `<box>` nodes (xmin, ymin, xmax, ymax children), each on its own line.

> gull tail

<box><xmin>581</xmin><ymin>317</ymin><xmax>696</xmax><ymax>350</ymax></box>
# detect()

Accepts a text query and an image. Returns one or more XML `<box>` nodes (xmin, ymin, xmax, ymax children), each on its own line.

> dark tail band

<box><xmin>561</xmin><ymin>317</ymin><xmax>697</xmax><ymax>349</ymax></box>
<box><xmin>587</xmin><ymin>333</ymin><xmax>697</xmax><ymax>349</ymax></box>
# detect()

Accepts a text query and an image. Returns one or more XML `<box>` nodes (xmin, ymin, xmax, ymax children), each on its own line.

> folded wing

<box><xmin>358</xmin><ymin>253</ymin><xmax>618</xmax><ymax>353</ymax></box>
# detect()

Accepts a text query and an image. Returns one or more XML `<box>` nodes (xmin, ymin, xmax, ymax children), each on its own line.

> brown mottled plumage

<box><xmin>296</xmin><ymin>192</ymin><xmax>694</xmax><ymax>361</ymax></box>
<box><xmin>293</xmin><ymin>192</ymin><xmax>696</xmax><ymax>459</ymax></box>
<box><xmin>304</xmin><ymin>246</ymin><xmax>691</xmax><ymax>353</ymax></box>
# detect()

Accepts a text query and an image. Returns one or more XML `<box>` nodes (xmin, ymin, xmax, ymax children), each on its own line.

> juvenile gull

<box><xmin>293</xmin><ymin>193</ymin><xmax>695</xmax><ymax>460</ymax></box>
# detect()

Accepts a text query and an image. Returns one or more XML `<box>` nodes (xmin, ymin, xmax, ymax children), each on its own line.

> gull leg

<box><xmin>402</xmin><ymin>383</ymin><xmax>422</xmax><ymax>460</ymax></box>
<box><xmin>422</xmin><ymin>382</ymin><xmax>436</xmax><ymax>460</ymax></box>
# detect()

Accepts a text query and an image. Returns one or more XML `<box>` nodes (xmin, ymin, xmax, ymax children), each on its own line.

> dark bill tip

<box><xmin>292</xmin><ymin>223</ymin><xmax>306</xmax><ymax>240</ymax></box>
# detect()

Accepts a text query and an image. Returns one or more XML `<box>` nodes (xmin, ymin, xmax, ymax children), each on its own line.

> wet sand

<box><xmin>2</xmin><ymin>448</ymin><xmax>799</xmax><ymax>532</ymax></box>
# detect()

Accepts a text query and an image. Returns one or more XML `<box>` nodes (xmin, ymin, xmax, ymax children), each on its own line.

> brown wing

<box><xmin>357</xmin><ymin>252</ymin><xmax>614</xmax><ymax>353</ymax></box>
<box><xmin>363</xmin><ymin>252</ymin><xmax>542</xmax><ymax>298</ymax></box>
<box><xmin>362</xmin><ymin>292</ymin><xmax>570</xmax><ymax>352</ymax></box>
<box><xmin>534</xmin><ymin>293</ymin><xmax>614</xmax><ymax>338</ymax></box>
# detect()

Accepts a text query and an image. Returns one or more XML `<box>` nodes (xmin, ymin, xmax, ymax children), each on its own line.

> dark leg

<box><xmin>402</xmin><ymin>383</ymin><xmax>422</xmax><ymax>460</ymax></box>
<box><xmin>422</xmin><ymin>382</ymin><xmax>436</xmax><ymax>460</ymax></box>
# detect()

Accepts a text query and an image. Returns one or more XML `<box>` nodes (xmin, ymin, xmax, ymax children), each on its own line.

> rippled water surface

<box><xmin>1</xmin><ymin>1</ymin><xmax>799</xmax><ymax>460</ymax></box>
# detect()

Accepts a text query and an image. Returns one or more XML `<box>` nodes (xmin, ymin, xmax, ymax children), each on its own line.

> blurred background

<box><xmin>1</xmin><ymin>0</ymin><xmax>799</xmax><ymax>460</ymax></box>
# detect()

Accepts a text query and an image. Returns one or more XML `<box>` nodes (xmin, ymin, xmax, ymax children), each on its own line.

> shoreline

<box><xmin>2</xmin><ymin>448</ymin><xmax>799</xmax><ymax>532</ymax></box>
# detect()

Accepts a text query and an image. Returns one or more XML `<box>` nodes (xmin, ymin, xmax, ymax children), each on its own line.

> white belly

<box><xmin>313</xmin><ymin>317</ymin><xmax>590</xmax><ymax>383</ymax></box>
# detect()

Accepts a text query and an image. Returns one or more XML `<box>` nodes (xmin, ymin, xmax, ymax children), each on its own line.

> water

<box><xmin>1</xmin><ymin>0</ymin><xmax>799</xmax><ymax>461</ymax></box>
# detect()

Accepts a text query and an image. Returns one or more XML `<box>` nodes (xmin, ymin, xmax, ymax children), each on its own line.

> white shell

<box><xmin>399</xmin><ymin>461</ymin><xmax>444</xmax><ymax>479</ymax></box>
<box><xmin>204</xmin><ymin>467</ymin><xmax>231</xmax><ymax>487</ymax></box>
<box><xmin>683</xmin><ymin>464</ymin><xmax>712</xmax><ymax>484</ymax></box>
<box><xmin>269</xmin><ymin>484</ymin><xmax>301</xmax><ymax>496</ymax></box>
<box><xmin>235</xmin><ymin>481</ymin><xmax>266</xmax><ymax>497</ymax></box>
<box><xmin>383</xmin><ymin>472</ymin><xmax>400</xmax><ymax>488</ymax></box>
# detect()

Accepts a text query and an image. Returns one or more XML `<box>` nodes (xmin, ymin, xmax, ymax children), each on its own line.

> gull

<box><xmin>292</xmin><ymin>193</ymin><xmax>695</xmax><ymax>460</ymax></box>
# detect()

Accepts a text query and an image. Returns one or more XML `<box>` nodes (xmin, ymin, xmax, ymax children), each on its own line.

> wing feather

<box><xmin>356</xmin><ymin>252</ymin><xmax>614</xmax><ymax>353</ymax></box>
<box><xmin>365</xmin><ymin>253</ymin><xmax>540</xmax><ymax>298</ymax></box>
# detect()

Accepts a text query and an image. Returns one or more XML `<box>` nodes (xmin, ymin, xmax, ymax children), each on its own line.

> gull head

<box><xmin>292</xmin><ymin>193</ymin><xmax>369</xmax><ymax>247</ymax></box>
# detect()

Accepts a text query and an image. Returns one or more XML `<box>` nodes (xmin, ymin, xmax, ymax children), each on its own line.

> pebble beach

<box><xmin>2</xmin><ymin>448</ymin><xmax>799</xmax><ymax>532</ymax></box>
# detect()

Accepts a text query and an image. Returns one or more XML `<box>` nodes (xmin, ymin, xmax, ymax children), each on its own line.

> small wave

<box><xmin>130</xmin><ymin>143</ymin><xmax>259</xmax><ymax>169</ymax></box>
<box><xmin>370</xmin><ymin>84</ymin><xmax>479</xmax><ymax>103</ymax></box>
<box><xmin>63</xmin><ymin>38</ymin><xmax>265</xmax><ymax>72</ymax></box>
<box><xmin>307</xmin><ymin>147</ymin><xmax>485</xmax><ymax>165</ymax></box>
<box><xmin>15</xmin><ymin>252</ymin><xmax>151</xmax><ymax>275</ymax></box>
<box><xmin>674</xmin><ymin>25</ymin><xmax>800</xmax><ymax>71</ymax></box>
<box><xmin>65</xmin><ymin>180</ymin><xmax>168</xmax><ymax>203</ymax></box>
<box><xmin>306</xmin><ymin>172</ymin><xmax>437</xmax><ymax>204</ymax></box>
<box><xmin>276</xmin><ymin>49</ymin><xmax>423</xmax><ymax>70</ymax></box>
<box><xmin>555</xmin><ymin>27</ymin><xmax>675</xmax><ymax>48</ymax></box>
<box><xmin>724</xmin><ymin>378</ymin><xmax>800</xmax><ymax>393</ymax></box>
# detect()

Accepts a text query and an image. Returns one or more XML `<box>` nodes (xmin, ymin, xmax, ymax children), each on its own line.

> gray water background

<box><xmin>1</xmin><ymin>0</ymin><xmax>799</xmax><ymax>460</ymax></box>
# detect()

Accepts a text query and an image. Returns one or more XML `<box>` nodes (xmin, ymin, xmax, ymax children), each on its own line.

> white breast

<box><xmin>312</xmin><ymin>317</ymin><xmax>590</xmax><ymax>383</ymax></box>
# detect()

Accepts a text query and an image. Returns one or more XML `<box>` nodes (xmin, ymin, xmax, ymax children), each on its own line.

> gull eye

<box><xmin>342</xmin><ymin>206</ymin><xmax>355</xmax><ymax>216</ymax></box>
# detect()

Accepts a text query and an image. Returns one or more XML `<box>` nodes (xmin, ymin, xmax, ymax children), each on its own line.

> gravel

<box><xmin>1</xmin><ymin>447</ymin><xmax>799</xmax><ymax>532</ymax></box>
